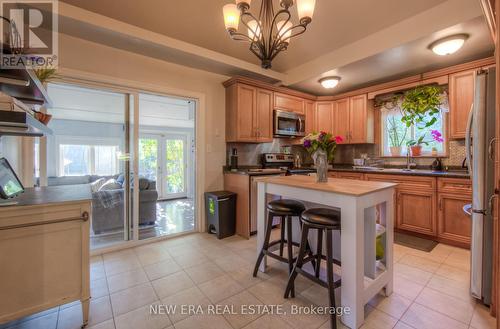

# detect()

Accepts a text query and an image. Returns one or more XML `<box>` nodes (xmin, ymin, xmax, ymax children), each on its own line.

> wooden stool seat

<box><xmin>267</xmin><ymin>199</ymin><xmax>305</xmax><ymax>215</ymax></box>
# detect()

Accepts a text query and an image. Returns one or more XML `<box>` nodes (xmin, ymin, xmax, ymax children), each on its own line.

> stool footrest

<box><xmin>295</xmin><ymin>267</ymin><xmax>341</xmax><ymax>290</ymax></box>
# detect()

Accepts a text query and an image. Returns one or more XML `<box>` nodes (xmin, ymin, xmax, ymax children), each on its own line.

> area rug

<box><xmin>394</xmin><ymin>232</ymin><xmax>438</xmax><ymax>252</ymax></box>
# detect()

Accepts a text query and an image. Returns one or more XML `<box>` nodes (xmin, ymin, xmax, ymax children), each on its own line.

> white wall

<box><xmin>57</xmin><ymin>33</ymin><xmax>228</xmax><ymax>192</ymax></box>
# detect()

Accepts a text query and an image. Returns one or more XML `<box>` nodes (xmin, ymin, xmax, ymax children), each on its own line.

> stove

<box><xmin>261</xmin><ymin>153</ymin><xmax>315</xmax><ymax>175</ymax></box>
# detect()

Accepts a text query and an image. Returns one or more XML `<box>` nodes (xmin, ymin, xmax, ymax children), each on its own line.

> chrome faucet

<box><xmin>405</xmin><ymin>147</ymin><xmax>415</xmax><ymax>171</ymax></box>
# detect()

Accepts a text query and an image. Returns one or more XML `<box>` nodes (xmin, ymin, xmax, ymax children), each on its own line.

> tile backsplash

<box><xmin>227</xmin><ymin>139</ymin><xmax>466</xmax><ymax>168</ymax></box>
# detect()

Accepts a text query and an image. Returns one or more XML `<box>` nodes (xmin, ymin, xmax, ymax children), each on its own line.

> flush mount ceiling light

<box><xmin>429</xmin><ymin>34</ymin><xmax>469</xmax><ymax>56</ymax></box>
<box><xmin>319</xmin><ymin>76</ymin><xmax>341</xmax><ymax>89</ymax></box>
<box><xmin>222</xmin><ymin>0</ymin><xmax>316</xmax><ymax>69</ymax></box>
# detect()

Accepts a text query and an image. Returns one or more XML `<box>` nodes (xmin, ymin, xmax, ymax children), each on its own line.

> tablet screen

<box><xmin>0</xmin><ymin>158</ymin><xmax>24</xmax><ymax>199</ymax></box>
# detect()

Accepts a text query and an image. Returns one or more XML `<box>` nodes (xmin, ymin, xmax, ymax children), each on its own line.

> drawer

<box><xmin>437</xmin><ymin>177</ymin><xmax>472</xmax><ymax>195</ymax></box>
<box><xmin>335</xmin><ymin>171</ymin><xmax>365</xmax><ymax>180</ymax></box>
<box><xmin>366</xmin><ymin>173</ymin><xmax>435</xmax><ymax>191</ymax></box>
<box><xmin>274</xmin><ymin>92</ymin><xmax>304</xmax><ymax>114</ymax></box>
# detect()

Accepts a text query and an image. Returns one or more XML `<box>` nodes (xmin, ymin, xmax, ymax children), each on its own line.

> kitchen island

<box><xmin>256</xmin><ymin>175</ymin><xmax>397</xmax><ymax>329</ymax></box>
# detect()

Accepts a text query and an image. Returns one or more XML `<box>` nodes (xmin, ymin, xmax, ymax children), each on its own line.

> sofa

<box><xmin>47</xmin><ymin>174</ymin><xmax>158</xmax><ymax>234</ymax></box>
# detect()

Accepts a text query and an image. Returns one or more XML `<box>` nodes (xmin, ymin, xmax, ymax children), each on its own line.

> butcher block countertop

<box><xmin>259</xmin><ymin>175</ymin><xmax>398</xmax><ymax>196</ymax></box>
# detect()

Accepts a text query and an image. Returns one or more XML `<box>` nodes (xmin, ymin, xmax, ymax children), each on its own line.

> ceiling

<box><xmin>55</xmin><ymin>0</ymin><xmax>494</xmax><ymax>96</ymax></box>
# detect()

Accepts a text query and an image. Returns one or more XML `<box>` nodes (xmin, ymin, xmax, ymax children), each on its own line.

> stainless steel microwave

<box><xmin>273</xmin><ymin>109</ymin><xmax>306</xmax><ymax>137</ymax></box>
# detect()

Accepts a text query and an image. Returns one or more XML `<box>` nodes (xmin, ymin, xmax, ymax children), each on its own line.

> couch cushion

<box><xmin>99</xmin><ymin>179</ymin><xmax>123</xmax><ymax>191</ymax></box>
<box><xmin>138</xmin><ymin>178</ymin><xmax>150</xmax><ymax>190</ymax></box>
<box><xmin>90</xmin><ymin>178</ymin><xmax>106</xmax><ymax>193</ymax></box>
<box><xmin>48</xmin><ymin>176</ymin><xmax>91</xmax><ymax>186</ymax></box>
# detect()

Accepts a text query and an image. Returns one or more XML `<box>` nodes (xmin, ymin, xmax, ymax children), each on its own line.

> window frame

<box><xmin>55</xmin><ymin>135</ymin><xmax>122</xmax><ymax>176</ymax></box>
<box><xmin>379</xmin><ymin>110</ymin><xmax>449</xmax><ymax>158</ymax></box>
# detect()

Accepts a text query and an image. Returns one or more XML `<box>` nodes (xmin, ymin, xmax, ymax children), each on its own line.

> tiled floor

<box><xmin>1</xmin><ymin>232</ymin><xmax>497</xmax><ymax>329</ymax></box>
<box><xmin>91</xmin><ymin>199</ymin><xmax>195</xmax><ymax>249</ymax></box>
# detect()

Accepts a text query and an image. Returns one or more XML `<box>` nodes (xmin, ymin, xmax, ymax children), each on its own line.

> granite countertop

<box><xmin>224</xmin><ymin>168</ymin><xmax>285</xmax><ymax>176</ymax></box>
<box><xmin>329</xmin><ymin>165</ymin><xmax>470</xmax><ymax>179</ymax></box>
<box><xmin>1</xmin><ymin>185</ymin><xmax>92</xmax><ymax>207</ymax></box>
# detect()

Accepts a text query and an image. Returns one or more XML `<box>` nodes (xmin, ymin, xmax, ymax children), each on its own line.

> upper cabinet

<box><xmin>333</xmin><ymin>94</ymin><xmax>374</xmax><ymax>144</ymax></box>
<box><xmin>225</xmin><ymin>83</ymin><xmax>273</xmax><ymax>143</ymax></box>
<box><xmin>304</xmin><ymin>101</ymin><xmax>316</xmax><ymax>134</ymax></box>
<box><xmin>449</xmin><ymin>69</ymin><xmax>475</xmax><ymax>139</ymax></box>
<box><xmin>274</xmin><ymin>92</ymin><xmax>305</xmax><ymax>114</ymax></box>
<box><xmin>316</xmin><ymin>101</ymin><xmax>334</xmax><ymax>133</ymax></box>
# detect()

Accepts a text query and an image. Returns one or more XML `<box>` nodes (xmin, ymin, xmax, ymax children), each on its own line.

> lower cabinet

<box><xmin>335</xmin><ymin>171</ymin><xmax>365</xmax><ymax>180</ymax></box>
<box><xmin>397</xmin><ymin>189</ymin><xmax>437</xmax><ymax>236</ymax></box>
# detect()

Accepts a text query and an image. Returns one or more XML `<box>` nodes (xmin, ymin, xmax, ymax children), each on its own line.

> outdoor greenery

<box><xmin>138</xmin><ymin>139</ymin><xmax>158</xmax><ymax>180</ymax></box>
<box><xmin>165</xmin><ymin>140</ymin><xmax>185</xmax><ymax>193</ymax></box>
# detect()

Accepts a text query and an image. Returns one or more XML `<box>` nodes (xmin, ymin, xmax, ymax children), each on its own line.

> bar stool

<box><xmin>252</xmin><ymin>199</ymin><xmax>308</xmax><ymax>287</ymax></box>
<box><xmin>284</xmin><ymin>208</ymin><xmax>342</xmax><ymax>329</ymax></box>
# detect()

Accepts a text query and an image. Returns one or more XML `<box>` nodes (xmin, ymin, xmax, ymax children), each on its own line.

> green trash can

<box><xmin>205</xmin><ymin>191</ymin><xmax>236</xmax><ymax>239</ymax></box>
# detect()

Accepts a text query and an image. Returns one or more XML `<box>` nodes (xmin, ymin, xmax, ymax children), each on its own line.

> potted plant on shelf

<box><xmin>406</xmin><ymin>130</ymin><xmax>444</xmax><ymax>156</ymax></box>
<box><xmin>387</xmin><ymin>116</ymin><xmax>407</xmax><ymax>156</ymax></box>
<box><xmin>302</xmin><ymin>131</ymin><xmax>343</xmax><ymax>183</ymax></box>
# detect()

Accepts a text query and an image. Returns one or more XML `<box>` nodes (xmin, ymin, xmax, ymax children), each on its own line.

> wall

<box><xmin>57</xmin><ymin>33</ymin><xmax>228</xmax><ymax>192</ymax></box>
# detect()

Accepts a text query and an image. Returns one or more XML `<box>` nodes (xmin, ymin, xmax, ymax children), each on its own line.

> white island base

<box><xmin>256</xmin><ymin>175</ymin><xmax>397</xmax><ymax>329</ymax></box>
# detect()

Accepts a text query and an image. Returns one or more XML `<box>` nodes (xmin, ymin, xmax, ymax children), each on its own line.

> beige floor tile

<box><xmin>219</xmin><ymin>290</ymin><xmax>264</xmax><ymax>329</ymax></box>
<box><xmin>143</xmin><ymin>258</ymin><xmax>182</xmax><ymax>281</ymax></box>
<box><xmin>91</xmin><ymin>263</ymin><xmax>106</xmax><ymax>281</ymax></box>
<box><xmin>405</xmin><ymin>244</ymin><xmax>453</xmax><ymax>263</ymax></box>
<box><xmin>394</xmin><ymin>263</ymin><xmax>433</xmax><ymax>285</ymax></box>
<box><xmin>107</xmin><ymin>268</ymin><xmax>149</xmax><ymax>294</ymax></box>
<box><xmin>234</xmin><ymin>247</ymin><xmax>261</xmax><ymax>264</ymax></box>
<box><xmin>171</xmin><ymin>251</ymin><xmax>210</xmax><ymax>269</ymax></box>
<box><xmin>166</xmin><ymin>244</ymin><xmax>201</xmax><ymax>258</ymax></box>
<box><xmin>103</xmin><ymin>249</ymin><xmax>137</xmax><ymax>263</ymax></box>
<box><xmin>443</xmin><ymin>250</ymin><xmax>471</xmax><ymax>271</ymax></box>
<box><xmin>184</xmin><ymin>262</ymin><xmax>224</xmax><ymax>284</ymax></box>
<box><xmin>174</xmin><ymin>314</ymin><xmax>233</xmax><ymax>329</ymax></box>
<box><xmin>401</xmin><ymin>303</ymin><xmax>468</xmax><ymax>329</ymax></box>
<box><xmin>58</xmin><ymin>296</ymin><xmax>113</xmax><ymax>329</ymax></box>
<box><xmin>6</xmin><ymin>312</ymin><xmax>58</xmax><ymax>329</ymax></box>
<box><xmin>398</xmin><ymin>254</ymin><xmax>441</xmax><ymax>273</ymax></box>
<box><xmin>242</xmin><ymin>314</ymin><xmax>290</xmax><ymax>329</ymax></box>
<box><xmin>360</xmin><ymin>306</ymin><xmax>398</xmax><ymax>329</ymax></box>
<box><xmin>90</xmin><ymin>277</ymin><xmax>109</xmax><ymax>299</ymax></box>
<box><xmin>368</xmin><ymin>293</ymin><xmax>412</xmax><ymax>319</ymax></box>
<box><xmin>114</xmin><ymin>303</ymin><xmax>171</xmax><ymax>329</ymax></box>
<box><xmin>435</xmin><ymin>264</ymin><xmax>470</xmax><ymax>283</ymax></box>
<box><xmin>280</xmin><ymin>296</ymin><xmax>329</xmax><ymax>329</ymax></box>
<box><xmin>247</xmin><ymin>277</ymin><xmax>289</xmax><ymax>305</ymax></box>
<box><xmin>415</xmin><ymin>287</ymin><xmax>475</xmax><ymax>324</ymax></box>
<box><xmin>393</xmin><ymin>274</ymin><xmax>425</xmax><ymax>301</ymax></box>
<box><xmin>300</xmin><ymin>283</ymin><xmax>330</xmax><ymax>307</ymax></box>
<box><xmin>470</xmin><ymin>304</ymin><xmax>497</xmax><ymax>329</ymax></box>
<box><xmin>214</xmin><ymin>253</ymin><xmax>252</xmax><ymax>272</ymax></box>
<box><xmin>225</xmin><ymin>265</ymin><xmax>271</xmax><ymax>289</ymax></box>
<box><xmin>110</xmin><ymin>282</ymin><xmax>158</xmax><ymax>316</ymax></box>
<box><xmin>86</xmin><ymin>319</ymin><xmax>115</xmax><ymax>329</ymax></box>
<box><xmin>392</xmin><ymin>321</ymin><xmax>414</xmax><ymax>329</ymax></box>
<box><xmin>160</xmin><ymin>286</ymin><xmax>211</xmax><ymax>324</ymax></box>
<box><xmin>198</xmin><ymin>275</ymin><xmax>246</xmax><ymax>303</ymax></box>
<box><xmin>104</xmin><ymin>257</ymin><xmax>142</xmax><ymax>277</ymax></box>
<box><xmin>151</xmin><ymin>271</ymin><xmax>195</xmax><ymax>298</ymax></box>
<box><xmin>426</xmin><ymin>274</ymin><xmax>473</xmax><ymax>302</ymax></box>
<box><xmin>134</xmin><ymin>244</ymin><xmax>172</xmax><ymax>266</ymax></box>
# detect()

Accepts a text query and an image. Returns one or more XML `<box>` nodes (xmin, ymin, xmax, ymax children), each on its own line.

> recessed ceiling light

<box><xmin>429</xmin><ymin>34</ymin><xmax>469</xmax><ymax>56</ymax></box>
<box><xmin>319</xmin><ymin>76</ymin><xmax>341</xmax><ymax>89</ymax></box>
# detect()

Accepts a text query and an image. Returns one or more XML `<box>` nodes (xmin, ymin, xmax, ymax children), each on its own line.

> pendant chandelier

<box><xmin>222</xmin><ymin>0</ymin><xmax>316</xmax><ymax>69</ymax></box>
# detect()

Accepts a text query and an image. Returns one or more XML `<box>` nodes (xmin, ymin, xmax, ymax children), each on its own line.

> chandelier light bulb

<box><xmin>277</xmin><ymin>20</ymin><xmax>293</xmax><ymax>42</ymax></box>
<box><xmin>429</xmin><ymin>34</ymin><xmax>468</xmax><ymax>56</ymax></box>
<box><xmin>319</xmin><ymin>76</ymin><xmax>341</xmax><ymax>89</ymax></box>
<box><xmin>223</xmin><ymin>4</ymin><xmax>240</xmax><ymax>31</ymax></box>
<box><xmin>296</xmin><ymin>0</ymin><xmax>316</xmax><ymax>21</ymax></box>
<box><xmin>247</xmin><ymin>20</ymin><xmax>261</xmax><ymax>40</ymax></box>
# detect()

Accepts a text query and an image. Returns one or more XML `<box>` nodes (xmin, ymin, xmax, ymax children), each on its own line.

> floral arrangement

<box><xmin>407</xmin><ymin>129</ymin><xmax>444</xmax><ymax>146</ymax></box>
<box><xmin>302</xmin><ymin>131</ymin><xmax>343</xmax><ymax>161</ymax></box>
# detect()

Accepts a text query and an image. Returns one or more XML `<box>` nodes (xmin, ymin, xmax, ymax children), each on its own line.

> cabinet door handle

<box><xmin>0</xmin><ymin>212</ymin><xmax>89</xmax><ymax>231</ymax></box>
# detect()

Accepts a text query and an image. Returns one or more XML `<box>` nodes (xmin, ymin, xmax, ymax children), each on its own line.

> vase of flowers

<box><xmin>407</xmin><ymin>130</ymin><xmax>444</xmax><ymax>157</ymax></box>
<box><xmin>302</xmin><ymin>131</ymin><xmax>343</xmax><ymax>183</ymax></box>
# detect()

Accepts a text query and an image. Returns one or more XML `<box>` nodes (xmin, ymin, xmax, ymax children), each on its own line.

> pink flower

<box><xmin>334</xmin><ymin>136</ymin><xmax>343</xmax><ymax>143</ymax></box>
<box><xmin>431</xmin><ymin>130</ymin><xmax>444</xmax><ymax>143</ymax></box>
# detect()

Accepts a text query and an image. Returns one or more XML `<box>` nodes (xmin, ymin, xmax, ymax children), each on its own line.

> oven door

<box><xmin>274</xmin><ymin>110</ymin><xmax>305</xmax><ymax>137</ymax></box>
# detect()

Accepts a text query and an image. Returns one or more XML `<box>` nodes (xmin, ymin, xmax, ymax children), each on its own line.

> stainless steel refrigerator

<box><xmin>465</xmin><ymin>67</ymin><xmax>496</xmax><ymax>304</ymax></box>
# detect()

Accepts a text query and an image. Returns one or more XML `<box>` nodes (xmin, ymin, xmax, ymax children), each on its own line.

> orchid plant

<box><xmin>301</xmin><ymin>131</ymin><xmax>343</xmax><ymax>162</ymax></box>
<box><xmin>407</xmin><ymin>130</ymin><xmax>444</xmax><ymax>146</ymax></box>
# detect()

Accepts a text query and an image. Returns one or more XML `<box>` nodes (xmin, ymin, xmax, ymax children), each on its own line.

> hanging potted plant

<box><xmin>407</xmin><ymin>130</ymin><xmax>444</xmax><ymax>156</ymax></box>
<box><xmin>302</xmin><ymin>131</ymin><xmax>343</xmax><ymax>183</ymax></box>
<box><xmin>400</xmin><ymin>85</ymin><xmax>444</xmax><ymax>128</ymax></box>
<box><xmin>387</xmin><ymin>116</ymin><xmax>407</xmax><ymax>156</ymax></box>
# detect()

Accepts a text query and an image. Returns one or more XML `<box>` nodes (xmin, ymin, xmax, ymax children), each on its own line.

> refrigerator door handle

<box><xmin>465</xmin><ymin>103</ymin><xmax>474</xmax><ymax>176</ymax></box>
<box><xmin>488</xmin><ymin>137</ymin><xmax>498</xmax><ymax>161</ymax></box>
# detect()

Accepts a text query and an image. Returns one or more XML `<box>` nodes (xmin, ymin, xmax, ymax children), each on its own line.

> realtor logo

<box><xmin>0</xmin><ymin>0</ymin><xmax>58</xmax><ymax>69</ymax></box>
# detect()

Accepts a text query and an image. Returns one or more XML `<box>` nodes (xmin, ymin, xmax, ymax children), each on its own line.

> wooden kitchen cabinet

<box><xmin>316</xmin><ymin>101</ymin><xmax>334</xmax><ymax>133</ymax></box>
<box><xmin>437</xmin><ymin>193</ymin><xmax>472</xmax><ymax>247</ymax></box>
<box><xmin>449</xmin><ymin>69</ymin><xmax>475</xmax><ymax>139</ymax></box>
<box><xmin>336</xmin><ymin>171</ymin><xmax>365</xmax><ymax>180</ymax></box>
<box><xmin>226</xmin><ymin>83</ymin><xmax>273</xmax><ymax>143</ymax></box>
<box><xmin>274</xmin><ymin>92</ymin><xmax>304</xmax><ymax>114</ymax></box>
<box><xmin>332</xmin><ymin>94</ymin><xmax>374</xmax><ymax>144</ymax></box>
<box><xmin>333</xmin><ymin>98</ymin><xmax>350</xmax><ymax>139</ymax></box>
<box><xmin>397</xmin><ymin>189</ymin><xmax>437</xmax><ymax>236</ymax></box>
<box><xmin>304</xmin><ymin>100</ymin><xmax>316</xmax><ymax>134</ymax></box>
